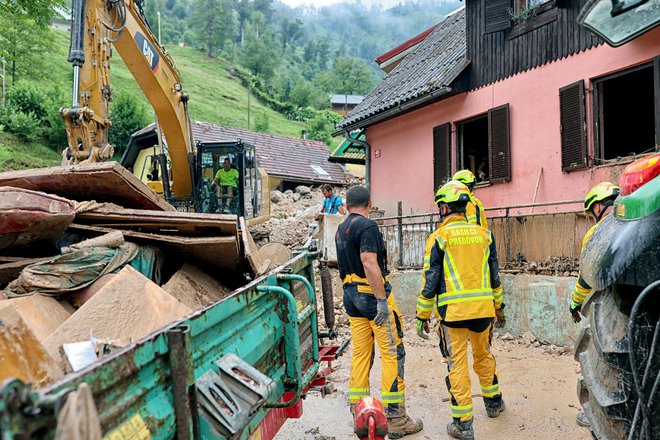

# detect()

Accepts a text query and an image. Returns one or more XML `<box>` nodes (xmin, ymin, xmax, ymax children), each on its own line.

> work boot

<box><xmin>446</xmin><ymin>419</ymin><xmax>474</xmax><ymax>440</ymax></box>
<box><xmin>387</xmin><ymin>414</ymin><xmax>423</xmax><ymax>439</ymax></box>
<box><xmin>484</xmin><ymin>395</ymin><xmax>506</xmax><ymax>418</ymax></box>
<box><xmin>576</xmin><ymin>411</ymin><xmax>591</xmax><ymax>427</ymax></box>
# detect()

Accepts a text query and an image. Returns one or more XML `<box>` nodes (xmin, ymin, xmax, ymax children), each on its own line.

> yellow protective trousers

<box><xmin>345</xmin><ymin>285</ymin><xmax>406</xmax><ymax>417</ymax></box>
<box><xmin>439</xmin><ymin>322</ymin><xmax>501</xmax><ymax>421</ymax></box>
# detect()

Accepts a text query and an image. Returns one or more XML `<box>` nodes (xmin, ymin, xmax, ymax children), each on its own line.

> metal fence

<box><xmin>378</xmin><ymin>200</ymin><xmax>592</xmax><ymax>270</ymax></box>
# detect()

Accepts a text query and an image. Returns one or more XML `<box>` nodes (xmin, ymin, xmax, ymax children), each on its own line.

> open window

<box><xmin>594</xmin><ymin>63</ymin><xmax>657</xmax><ymax>162</ymax></box>
<box><xmin>456</xmin><ymin>104</ymin><xmax>511</xmax><ymax>184</ymax></box>
<box><xmin>457</xmin><ymin>115</ymin><xmax>489</xmax><ymax>183</ymax></box>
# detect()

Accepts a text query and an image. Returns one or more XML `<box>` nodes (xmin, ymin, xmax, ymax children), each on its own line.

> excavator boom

<box><xmin>61</xmin><ymin>0</ymin><xmax>194</xmax><ymax>199</ymax></box>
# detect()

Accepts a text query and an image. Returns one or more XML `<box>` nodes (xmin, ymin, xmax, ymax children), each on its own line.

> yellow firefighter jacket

<box><xmin>571</xmin><ymin>219</ymin><xmax>604</xmax><ymax>308</ymax></box>
<box><xmin>416</xmin><ymin>215</ymin><xmax>503</xmax><ymax>323</ymax></box>
<box><xmin>466</xmin><ymin>195</ymin><xmax>488</xmax><ymax>230</ymax></box>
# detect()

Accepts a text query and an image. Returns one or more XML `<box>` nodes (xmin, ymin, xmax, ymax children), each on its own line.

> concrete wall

<box><xmin>366</xmin><ymin>27</ymin><xmax>660</xmax><ymax>217</ymax></box>
<box><xmin>389</xmin><ymin>271</ymin><xmax>583</xmax><ymax>347</ymax></box>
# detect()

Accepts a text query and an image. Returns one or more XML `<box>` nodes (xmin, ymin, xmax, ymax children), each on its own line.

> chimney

<box><xmin>301</xmin><ymin>130</ymin><xmax>307</xmax><ymax>140</ymax></box>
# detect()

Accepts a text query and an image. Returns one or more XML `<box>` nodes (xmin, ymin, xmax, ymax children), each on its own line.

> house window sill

<box><xmin>592</xmin><ymin>151</ymin><xmax>659</xmax><ymax>170</ymax></box>
<box><xmin>475</xmin><ymin>181</ymin><xmax>492</xmax><ymax>189</ymax></box>
<box><xmin>509</xmin><ymin>5</ymin><xmax>559</xmax><ymax>39</ymax></box>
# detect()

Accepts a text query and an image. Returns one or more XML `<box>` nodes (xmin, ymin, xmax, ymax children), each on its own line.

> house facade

<box><xmin>337</xmin><ymin>1</ymin><xmax>660</xmax><ymax>217</ymax></box>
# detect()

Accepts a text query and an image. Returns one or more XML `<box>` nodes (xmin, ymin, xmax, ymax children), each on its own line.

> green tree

<box><xmin>332</xmin><ymin>57</ymin><xmax>374</xmax><ymax>95</ymax></box>
<box><xmin>308</xmin><ymin>110</ymin><xmax>341</xmax><ymax>146</ymax></box>
<box><xmin>254</xmin><ymin>112</ymin><xmax>270</xmax><ymax>132</ymax></box>
<box><xmin>280</xmin><ymin>18</ymin><xmax>304</xmax><ymax>50</ymax></box>
<box><xmin>240</xmin><ymin>16</ymin><xmax>280</xmax><ymax>79</ymax></box>
<box><xmin>189</xmin><ymin>0</ymin><xmax>234</xmax><ymax>57</ymax></box>
<box><xmin>0</xmin><ymin>0</ymin><xmax>64</xmax><ymax>25</ymax></box>
<box><xmin>0</xmin><ymin>11</ymin><xmax>51</xmax><ymax>84</ymax></box>
<box><xmin>109</xmin><ymin>93</ymin><xmax>150</xmax><ymax>154</ymax></box>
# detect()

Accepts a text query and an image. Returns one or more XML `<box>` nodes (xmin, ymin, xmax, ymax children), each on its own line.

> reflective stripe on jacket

<box><xmin>466</xmin><ymin>195</ymin><xmax>488</xmax><ymax>230</ymax></box>
<box><xmin>416</xmin><ymin>215</ymin><xmax>503</xmax><ymax>322</ymax></box>
<box><xmin>572</xmin><ymin>220</ymin><xmax>602</xmax><ymax>308</ymax></box>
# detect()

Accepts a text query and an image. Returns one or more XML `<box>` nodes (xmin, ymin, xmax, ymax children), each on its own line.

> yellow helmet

<box><xmin>435</xmin><ymin>180</ymin><xmax>472</xmax><ymax>206</ymax></box>
<box><xmin>452</xmin><ymin>170</ymin><xmax>476</xmax><ymax>188</ymax></box>
<box><xmin>584</xmin><ymin>182</ymin><xmax>620</xmax><ymax>215</ymax></box>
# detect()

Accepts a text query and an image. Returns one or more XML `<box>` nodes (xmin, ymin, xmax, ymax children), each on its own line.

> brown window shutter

<box><xmin>433</xmin><ymin>123</ymin><xmax>451</xmax><ymax>190</ymax></box>
<box><xmin>485</xmin><ymin>0</ymin><xmax>512</xmax><ymax>34</ymax></box>
<box><xmin>559</xmin><ymin>80</ymin><xmax>588</xmax><ymax>172</ymax></box>
<box><xmin>488</xmin><ymin>104</ymin><xmax>511</xmax><ymax>183</ymax></box>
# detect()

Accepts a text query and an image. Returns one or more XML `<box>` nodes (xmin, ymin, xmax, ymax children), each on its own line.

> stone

<box><xmin>163</xmin><ymin>263</ymin><xmax>232</xmax><ymax>310</ymax></box>
<box><xmin>293</xmin><ymin>193</ymin><xmax>302</xmax><ymax>202</ymax></box>
<box><xmin>270</xmin><ymin>190</ymin><xmax>284</xmax><ymax>204</ymax></box>
<box><xmin>45</xmin><ymin>266</ymin><xmax>191</xmax><ymax>372</ymax></box>
<box><xmin>570</xmin><ymin>271</ymin><xmax>579</xmax><ymax>277</ymax></box>
<box><xmin>0</xmin><ymin>305</ymin><xmax>63</xmax><ymax>387</ymax></box>
<box><xmin>563</xmin><ymin>271</ymin><xmax>570</xmax><ymax>277</ymax></box>
<box><xmin>522</xmin><ymin>331</ymin><xmax>537</xmax><ymax>344</ymax></box>
<box><xmin>533</xmin><ymin>341</ymin><xmax>541</xmax><ymax>347</ymax></box>
<box><xmin>501</xmin><ymin>332</ymin><xmax>514</xmax><ymax>341</ymax></box>
<box><xmin>295</xmin><ymin>185</ymin><xmax>311</xmax><ymax>195</ymax></box>
<box><xmin>284</xmin><ymin>189</ymin><xmax>294</xmax><ymax>195</ymax></box>
<box><xmin>0</xmin><ymin>294</ymin><xmax>71</xmax><ymax>343</ymax></box>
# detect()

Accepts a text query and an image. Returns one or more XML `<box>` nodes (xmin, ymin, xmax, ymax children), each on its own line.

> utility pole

<box><xmin>1</xmin><ymin>52</ymin><xmax>5</xmax><ymax>109</ymax></box>
<box><xmin>247</xmin><ymin>80</ymin><xmax>251</xmax><ymax>130</ymax></box>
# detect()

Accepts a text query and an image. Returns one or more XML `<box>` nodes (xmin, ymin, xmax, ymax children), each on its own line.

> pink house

<box><xmin>336</xmin><ymin>1</ymin><xmax>660</xmax><ymax>217</ymax></box>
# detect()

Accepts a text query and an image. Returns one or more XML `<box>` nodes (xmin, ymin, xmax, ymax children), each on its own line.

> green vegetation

<box><xmin>0</xmin><ymin>131</ymin><xmax>61</xmax><ymax>171</ymax></box>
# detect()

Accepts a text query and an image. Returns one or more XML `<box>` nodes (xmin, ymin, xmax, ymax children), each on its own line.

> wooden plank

<box><xmin>77</xmin><ymin>207</ymin><xmax>237</xmax><ymax>236</ymax></box>
<box><xmin>69</xmin><ymin>224</ymin><xmax>241</xmax><ymax>273</ymax></box>
<box><xmin>0</xmin><ymin>162</ymin><xmax>174</xmax><ymax>212</ymax></box>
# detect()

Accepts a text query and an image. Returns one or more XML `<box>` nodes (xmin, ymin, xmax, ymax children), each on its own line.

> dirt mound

<box><xmin>506</xmin><ymin>254</ymin><xmax>579</xmax><ymax>276</ymax></box>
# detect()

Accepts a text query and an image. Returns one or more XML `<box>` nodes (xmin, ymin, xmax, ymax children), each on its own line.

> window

<box><xmin>513</xmin><ymin>0</ymin><xmax>552</xmax><ymax>14</ymax></box>
<box><xmin>485</xmin><ymin>0</ymin><xmax>512</xmax><ymax>33</ymax></box>
<box><xmin>559</xmin><ymin>80</ymin><xmax>588</xmax><ymax>172</ymax></box>
<box><xmin>433</xmin><ymin>123</ymin><xmax>451</xmax><ymax>190</ymax></box>
<box><xmin>457</xmin><ymin>115</ymin><xmax>489</xmax><ymax>183</ymax></box>
<box><xmin>455</xmin><ymin>104</ymin><xmax>511</xmax><ymax>184</ymax></box>
<box><xmin>594</xmin><ymin>63</ymin><xmax>657</xmax><ymax>161</ymax></box>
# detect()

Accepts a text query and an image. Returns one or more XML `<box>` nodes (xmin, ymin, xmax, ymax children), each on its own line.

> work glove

<box><xmin>570</xmin><ymin>301</ymin><xmax>582</xmax><ymax>323</ymax></box>
<box><xmin>416</xmin><ymin>318</ymin><xmax>430</xmax><ymax>339</ymax></box>
<box><xmin>374</xmin><ymin>298</ymin><xmax>389</xmax><ymax>326</ymax></box>
<box><xmin>494</xmin><ymin>304</ymin><xmax>506</xmax><ymax>328</ymax></box>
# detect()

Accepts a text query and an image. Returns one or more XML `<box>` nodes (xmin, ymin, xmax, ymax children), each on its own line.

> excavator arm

<box><xmin>61</xmin><ymin>0</ymin><xmax>194</xmax><ymax>199</ymax></box>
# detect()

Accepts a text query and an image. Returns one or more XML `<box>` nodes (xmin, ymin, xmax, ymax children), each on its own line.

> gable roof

<box><xmin>337</xmin><ymin>7</ymin><xmax>468</xmax><ymax>131</ymax></box>
<box><xmin>375</xmin><ymin>23</ymin><xmax>439</xmax><ymax>72</ymax></box>
<box><xmin>128</xmin><ymin>121</ymin><xmax>347</xmax><ymax>184</ymax></box>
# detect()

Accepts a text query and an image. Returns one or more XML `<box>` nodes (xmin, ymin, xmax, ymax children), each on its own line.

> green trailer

<box><xmin>0</xmin><ymin>249</ymin><xmax>341</xmax><ymax>439</ymax></box>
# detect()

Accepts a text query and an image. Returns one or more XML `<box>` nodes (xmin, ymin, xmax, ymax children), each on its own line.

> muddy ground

<box><xmin>276</xmin><ymin>325</ymin><xmax>591</xmax><ymax>440</ymax></box>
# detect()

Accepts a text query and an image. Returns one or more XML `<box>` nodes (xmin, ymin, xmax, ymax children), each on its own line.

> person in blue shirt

<box><xmin>320</xmin><ymin>184</ymin><xmax>345</xmax><ymax>215</ymax></box>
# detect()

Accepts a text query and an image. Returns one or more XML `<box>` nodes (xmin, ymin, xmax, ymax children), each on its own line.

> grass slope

<box><xmin>47</xmin><ymin>29</ymin><xmax>305</xmax><ymax>137</ymax></box>
<box><xmin>0</xmin><ymin>132</ymin><xmax>62</xmax><ymax>171</ymax></box>
<box><xmin>3</xmin><ymin>29</ymin><xmax>306</xmax><ymax>170</ymax></box>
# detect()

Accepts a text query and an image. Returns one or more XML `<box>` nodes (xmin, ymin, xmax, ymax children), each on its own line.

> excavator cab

<box><xmin>195</xmin><ymin>141</ymin><xmax>268</xmax><ymax>223</ymax></box>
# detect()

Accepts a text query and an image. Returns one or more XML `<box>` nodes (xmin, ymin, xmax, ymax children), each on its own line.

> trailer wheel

<box><xmin>320</xmin><ymin>265</ymin><xmax>335</xmax><ymax>331</ymax></box>
<box><xmin>576</xmin><ymin>284</ymin><xmax>660</xmax><ymax>440</ymax></box>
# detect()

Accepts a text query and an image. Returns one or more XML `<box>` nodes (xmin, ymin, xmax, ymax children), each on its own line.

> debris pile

<box><xmin>253</xmin><ymin>185</ymin><xmax>347</xmax><ymax>248</ymax></box>
<box><xmin>0</xmin><ymin>163</ymin><xmax>249</xmax><ymax>386</ymax></box>
<box><xmin>506</xmin><ymin>254</ymin><xmax>579</xmax><ymax>276</ymax></box>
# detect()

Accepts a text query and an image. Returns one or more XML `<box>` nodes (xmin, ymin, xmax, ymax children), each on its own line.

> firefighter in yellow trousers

<box><xmin>569</xmin><ymin>181</ymin><xmax>619</xmax><ymax>428</ymax></box>
<box><xmin>336</xmin><ymin>185</ymin><xmax>423</xmax><ymax>439</ymax></box>
<box><xmin>416</xmin><ymin>180</ymin><xmax>505</xmax><ymax>440</ymax></box>
<box><xmin>453</xmin><ymin>170</ymin><xmax>488</xmax><ymax>229</ymax></box>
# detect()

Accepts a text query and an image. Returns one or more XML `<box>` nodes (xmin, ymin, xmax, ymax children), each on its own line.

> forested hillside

<box><xmin>0</xmin><ymin>0</ymin><xmax>460</xmax><ymax>168</ymax></box>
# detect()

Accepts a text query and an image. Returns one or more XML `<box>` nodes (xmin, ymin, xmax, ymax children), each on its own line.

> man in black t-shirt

<box><xmin>335</xmin><ymin>186</ymin><xmax>423</xmax><ymax>439</ymax></box>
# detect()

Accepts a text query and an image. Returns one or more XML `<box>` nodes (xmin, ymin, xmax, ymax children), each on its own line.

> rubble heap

<box><xmin>252</xmin><ymin>185</ymin><xmax>347</xmax><ymax>248</ymax></box>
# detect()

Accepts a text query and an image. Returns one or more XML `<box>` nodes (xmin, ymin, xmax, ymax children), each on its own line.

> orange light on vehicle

<box><xmin>619</xmin><ymin>153</ymin><xmax>660</xmax><ymax>196</ymax></box>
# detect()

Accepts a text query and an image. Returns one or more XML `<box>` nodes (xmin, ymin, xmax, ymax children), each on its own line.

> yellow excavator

<box><xmin>60</xmin><ymin>0</ymin><xmax>269</xmax><ymax>223</ymax></box>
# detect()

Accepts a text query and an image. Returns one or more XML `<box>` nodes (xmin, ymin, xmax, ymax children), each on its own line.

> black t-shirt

<box><xmin>335</xmin><ymin>213</ymin><xmax>388</xmax><ymax>280</ymax></box>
